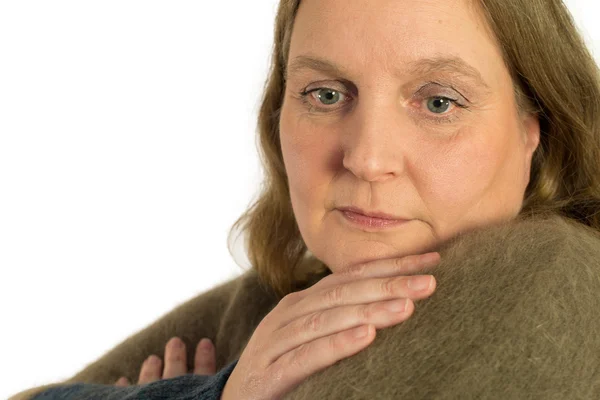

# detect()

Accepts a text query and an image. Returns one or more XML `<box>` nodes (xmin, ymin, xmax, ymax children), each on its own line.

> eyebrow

<box><xmin>286</xmin><ymin>54</ymin><xmax>491</xmax><ymax>90</ymax></box>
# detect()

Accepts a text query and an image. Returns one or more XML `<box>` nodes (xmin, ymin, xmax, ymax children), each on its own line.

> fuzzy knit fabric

<box><xmin>10</xmin><ymin>213</ymin><xmax>600</xmax><ymax>399</ymax></box>
<box><xmin>287</xmin><ymin>214</ymin><xmax>600</xmax><ymax>399</ymax></box>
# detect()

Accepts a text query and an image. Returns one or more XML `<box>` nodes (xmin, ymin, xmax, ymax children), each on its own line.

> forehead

<box><xmin>288</xmin><ymin>0</ymin><xmax>504</xmax><ymax>85</ymax></box>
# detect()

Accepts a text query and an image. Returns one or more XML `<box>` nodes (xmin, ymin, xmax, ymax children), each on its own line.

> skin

<box><xmin>279</xmin><ymin>0</ymin><xmax>541</xmax><ymax>273</ymax></box>
<box><xmin>115</xmin><ymin>337</ymin><xmax>216</xmax><ymax>385</ymax></box>
<box><xmin>120</xmin><ymin>0</ymin><xmax>542</xmax><ymax>389</ymax></box>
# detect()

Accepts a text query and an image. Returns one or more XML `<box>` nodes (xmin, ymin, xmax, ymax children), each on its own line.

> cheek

<box><xmin>279</xmin><ymin>107</ymin><xmax>333</xmax><ymax>212</ymax></box>
<box><xmin>416</xmin><ymin>128</ymin><xmax>504</xmax><ymax>216</ymax></box>
<box><xmin>426</xmin><ymin>134</ymin><xmax>480</xmax><ymax>184</ymax></box>
<box><xmin>417</xmin><ymin>113</ymin><xmax>525</xmax><ymax>240</ymax></box>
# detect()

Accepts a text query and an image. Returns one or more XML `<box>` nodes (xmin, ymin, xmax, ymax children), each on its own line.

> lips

<box><xmin>337</xmin><ymin>208</ymin><xmax>410</xmax><ymax>230</ymax></box>
<box><xmin>336</xmin><ymin>206</ymin><xmax>405</xmax><ymax>221</ymax></box>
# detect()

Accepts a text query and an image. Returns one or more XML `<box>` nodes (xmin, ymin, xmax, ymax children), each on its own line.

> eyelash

<box><xmin>298</xmin><ymin>87</ymin><xmax>470</xmax><ymax>125</ymax></box>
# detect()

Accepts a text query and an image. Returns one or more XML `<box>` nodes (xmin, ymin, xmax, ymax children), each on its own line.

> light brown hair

<box><xmin>227</xmin><ymin>0</ymin><xmax>600</xmax><ymax>298</ymax></box>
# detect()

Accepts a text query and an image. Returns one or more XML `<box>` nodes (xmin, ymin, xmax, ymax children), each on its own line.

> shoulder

<box><xmin>428</xmin><ymin>214</ymin><xmax>600</xmax><ymax>301</ymax></box>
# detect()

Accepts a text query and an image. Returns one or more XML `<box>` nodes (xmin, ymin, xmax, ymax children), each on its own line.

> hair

<box><xmin>227</xmin><ymin>0</ymin><xmax>600</xmax><ymax>298</ymax></box>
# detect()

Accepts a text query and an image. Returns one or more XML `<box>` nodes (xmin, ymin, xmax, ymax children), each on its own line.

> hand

<box><xmin>114</xmin><ymin>336</ymin><xmax>216</xmax><ymax>386</ymax></box>
<box><xmin>221</xmin><ymin>251</ymin><xmax>441</xmax><ymax>400</ymax></box>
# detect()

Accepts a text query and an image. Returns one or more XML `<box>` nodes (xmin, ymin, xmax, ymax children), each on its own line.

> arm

<box><xmin>286</xmin><ymin>215</ymin><xmax>600</xmax><ymax>399</ymax></box>
<box><xmin>9</xmin><ymin>272</ymin><xmax>247</xmax><ymax>400</ymax></box>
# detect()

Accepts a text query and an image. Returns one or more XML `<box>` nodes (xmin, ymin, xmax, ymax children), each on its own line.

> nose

<box><xmin>342</xmin><ymin>98</ymin><xmax>405</xmax><ymax>183</ymax></box>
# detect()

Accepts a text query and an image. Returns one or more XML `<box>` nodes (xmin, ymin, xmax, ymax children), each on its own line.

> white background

<box><xmin>1</xmin><ymin>1</ymin><xmax>598</xmax><ymax>398</ymax></box>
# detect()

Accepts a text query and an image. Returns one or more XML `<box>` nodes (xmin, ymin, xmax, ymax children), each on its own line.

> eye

<box><xmin>314</xmin><ymin>88</ymin><xmax>342</xmax><ymax>105</ymax></box>
<box><xmin>413</xmin><ymin>82</ymin><xmax>471</xmax><ymax>123</ymax></box>
<box><xmin>426</xmin><ymin>97</ymin><xmax>452</xmax><ymax>114</ymax></box>
<box><xmin>298</xmin><ymin>87</ymin><xmax>349</xmax><ymax>112</ymax></box>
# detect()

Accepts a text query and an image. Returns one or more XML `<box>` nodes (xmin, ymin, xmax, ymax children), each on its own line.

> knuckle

<box><xmin>393</xmin><ymin>256</ymin><xmax>410</xmax><ymax>271</ymax></box>
<box><xmin>380</xmin><ymin>277</ymin><xmax>399</xmax><ymax>296</ymax></box>
<box><xmin>280</xmin><ymin>291</ymin><xmax>299</xmax><ymax>307</ymax></box>
<box><xmin>358</xmin><ymin>304</ymin><xmax>374</xmax><ymax>320</ymax></box>
<box><xmin>324</xmin><ymin>284</ymin><xmax>346</xmax><ymax>305</ymax></box>
<box><xmin>303</xmin><ymin>311</ymin><xmax>326</xmax><ymax>333</ymax></box>
<box><xmin>328</xmin><ymin>330</ymin><xmax>345</xmax><ymax>351</ymax></box>
<box><xmin>292</xmin><ymin>342</ymin><xmax>312</xmax><ymax>367</ymax></box>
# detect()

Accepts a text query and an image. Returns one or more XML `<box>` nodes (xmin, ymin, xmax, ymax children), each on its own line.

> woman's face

<box><xmin>279</xmin><ymin>0</ymin><xmax>540</xmax><ymax>273</ymax></box>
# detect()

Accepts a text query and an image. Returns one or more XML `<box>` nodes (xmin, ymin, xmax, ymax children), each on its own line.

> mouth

<box><xmin>336</xmin><ymin>208</ymin><xmax>410</xmax><ymax>230</ymax></box>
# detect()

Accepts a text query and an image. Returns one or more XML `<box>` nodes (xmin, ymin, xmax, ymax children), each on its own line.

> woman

<box><xmin>11</xmin><ymin>0</ymin><xmax>600</xmax><ymax>398</ymax></box>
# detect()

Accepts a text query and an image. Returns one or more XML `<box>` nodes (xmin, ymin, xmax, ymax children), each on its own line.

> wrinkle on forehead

<box><xmin>291</xmin><ymin>0</ymin><xmax>497</xmax><ymax>65</ymax></box>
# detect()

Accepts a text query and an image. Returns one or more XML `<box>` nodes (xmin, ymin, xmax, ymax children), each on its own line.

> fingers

<box><xmin>311</xmin><ymin>272</ymin><xmax>436</xmax><ymax>308</ymax></box>
<box><xmin>273</xmin><ymin>271</ymin><xmax>436</xmax><ymax>331</ymax></box>
<box><xmin>226</xmin><ymin>253</ymin><xmax>440</xmax><ymax>400</ymax></box>
<box><xmin>162</xmin><ymin>337</ymin><xmax>188</xmax><ymax>379</ymax></box>
<box><xmin>269</xmin><ymin>252</ymin><xmax>440</xmax><ymax>326</ymax></box>
<box><xmin>135</xmin><ymin>336</ymin><xmax>215</xmax><ymax>385</ymax></box>
<box><xmin>320</xmin><ymin>252</ymin><xmax>441</xmax><ymax>291</ymax></box>
<box><xmin>194</xmin><ymin>338</ymin><xmax>217</xmax><ymax>375</ymax></box>
<box><xmin>115</xmin><ymin>377</ymin><xmax>130</xmax><ymax>386</ymax></box>
<box><xmin>253</xmin><ymin>254</ymin><xmax>438</xmax><ymax>366</ymax></box>
<box><xmin>138</xmin><ymin>355</ymin><xmax>163</xmax><ymax>384</ymax></box>
<box><xmin>268</xmin><ymin>297</ymin><xmax>414</xmax><ymax>365</ymax></box>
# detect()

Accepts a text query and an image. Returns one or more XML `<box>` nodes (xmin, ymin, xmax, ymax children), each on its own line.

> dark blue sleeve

<box><xmin>31</xmin><ymin>359</ymin><xmax>238</xmax><ymax>400</ymax></box>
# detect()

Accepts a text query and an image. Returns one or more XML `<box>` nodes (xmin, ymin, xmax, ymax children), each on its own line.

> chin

<box><xmin>317</xmin><ymin>241</ymin><xmax>437</xmax><ymax>274</ymax></box>
<box><xmin>304</xmin><ymin>212</ymin><xmax>438</xmax><ymax>273</ymax></box>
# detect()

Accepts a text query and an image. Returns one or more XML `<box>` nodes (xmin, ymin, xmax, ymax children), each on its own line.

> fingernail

<box><xmin>408</xmin><ymin>275</ymin><xmax>433</xmax><ymax>291</ymax></box>
<box><xmin>148</xmin><ymin>355</ymin><xmax>161</xmax><ymax>366</ymax></box>
<box><xmin>384</xmin><ymin>298</ymin><xmax>407</xmax><ymax>313</ymax></box>
<box><xmin>200</xmin><ymin>338</ymin><xmax>213</xmax><ymax>350</ymax></box>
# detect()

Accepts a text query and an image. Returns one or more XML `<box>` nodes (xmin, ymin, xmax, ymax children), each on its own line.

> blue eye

<box><xmin>316</xmin><ymin>88</ymin><xmax>342</xmax><ymax>105</ymax></box>
<box><xmin>426</xmin><ymin>97</ymin><xmax>452</xmax><ymax>114</ymax></box>
<box><xmin>298</xmin><ymin>87</ymin><xmax>350</xmax><ymax>113</ymax></box>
